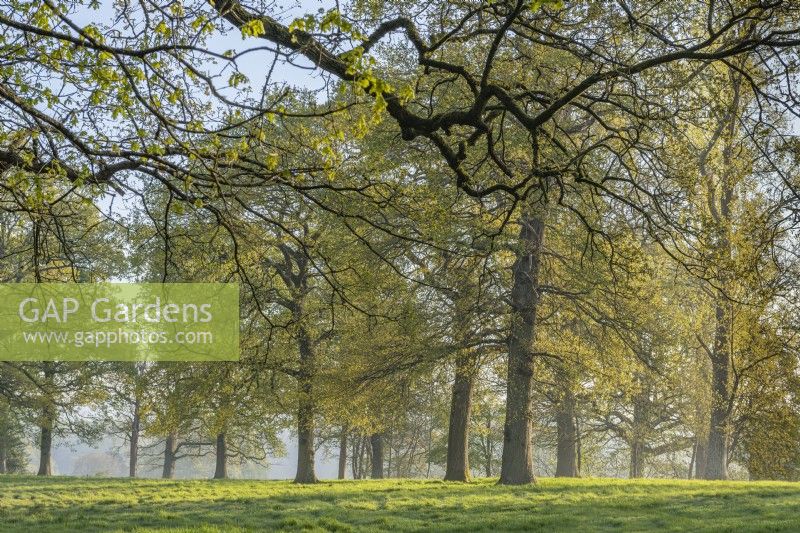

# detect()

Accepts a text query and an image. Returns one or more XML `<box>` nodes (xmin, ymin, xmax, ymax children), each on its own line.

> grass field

<box><xmin>1</xmin><ymin>475</ymin><xmax>799</xmax><ymax>532</ymax></box>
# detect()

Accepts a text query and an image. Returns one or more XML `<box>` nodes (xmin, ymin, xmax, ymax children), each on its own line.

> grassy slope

<box><xmin>1</xmin><ymin>476</ymin><xmax>799</xmax><ymax>532</ymax></box>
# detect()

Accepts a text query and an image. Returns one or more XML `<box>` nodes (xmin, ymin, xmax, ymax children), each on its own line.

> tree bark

<box><xmin>694</xmin><ymin>437</ymin><xmax>707</xmax><ymax>479</ymax></box>
<box><xmin>703</xmin><ymin>224</ymin><xmax>733</xmax><ymax>481</ymax></box>
<box><xmin>129</xmin><ymin>399</ymin><xmax>140</xmax><ymax>478</ymax></box>
<box><xmin>359</xmin><ymin>435</ymin><xmax>368</xmax><ymax>479</ymax></box>
<box><xmin>213</xmin><ymin>432</ymin><xmax>228</xmax><ymax>479</ymax></box>
<box><xmin>700</xmin><ymin>69</ymin><xmax>740</xmax><ymax>481</ymax></box>
<box><xmin>37</xmin><ymin>404</ymin><xmax>55</xmax><ymax>476</ymax></box>
<box><xmin>629</xmin><ymin>382</ymin><xmax>647</xmax><ymax>478</ymax></box>
<box><xmin>338</xmin><ymin>427</ymin><xmax>348</xmax><ymax>480</ymax></box>
<box><xmin>294</xmin><ymin>391</ymin><xmax>317</xmax><ymax>483</ymax></box>
<box><xmin>500</xmin><ymin>212</ymin><xmax>545</xmax><ymax>485</ymax></box>
<box><xmin>386</xmin><ymin>432</ymin><xmax>393</xmax><ymax>477</ymax></box>
<box><xmin>482</xmin><ymin>416</ymin><xmax>493</xmax><ymax>478</ymax></box>
<box><xmin>444</xmin><ymin>356</ymin><xmax>474</xmax><ymax>481</ymax></box>
<box><xmin>370</xmin><ymin>433</ymin><xmax>384</xmax><ymax>479</ymax></box>
<box><xmin>704</xmin><ymin>303</ymin><xmax>731</xmax><ymax>480</ymax></box>
<box><xmin>162</xmin><ymin>432</ymin><xmax>177</xmax><ymax>479</ymax></box>
<box><xmin>37</xmin><ymin>363</ymin><xmax>56</xmax><ymax>477</ymax></box>
<box><xmin>294</xmin><ymin>325</ymin><xmax>318</xmax><ymax>484</ymax></box>
<box><xmin>555</xmin><ymin>390</ymin><xmax>579</xmax><ymax>477</ymax></box>
<box><xmin>352</xmin><ymin>435</ymin><xmax>361</xmax><ymax>480</ymax></box>
<box><xmin>37</xmin><ymin>423</ymin><xmax>52</xmax><ymax>476</ymax></box>
<box><xmin>629</xmin><ymin>440</ymin><xmax>645</xmax><ymax>478</ymax></box>
<box><xmin>0</xmin><ymin>436</ymin><xmax>6</xmax><ymax>474</ymax></box>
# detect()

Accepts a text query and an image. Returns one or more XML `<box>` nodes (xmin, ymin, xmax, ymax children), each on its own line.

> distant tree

<box><xmin>99</xmin><ymin>362</ymin><xmax>150</xmax><ymax>478</ymax></box>
<box><xmin>0</xmin><ymin>399</ymin><xmax>28</xmax><ymax>474</ymax></box>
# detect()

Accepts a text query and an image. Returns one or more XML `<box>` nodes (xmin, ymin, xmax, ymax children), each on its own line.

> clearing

<box><xmin>0</xmin><ymin>476</ymin><xmax>797</xmax><ymax>531</ymax></box>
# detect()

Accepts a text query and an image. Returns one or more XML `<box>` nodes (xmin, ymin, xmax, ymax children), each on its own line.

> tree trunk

<box><xmin>694</xmin><ymin>437</ymin><xmax>707</xmax><ymax>479</ymax></box>
<box><xmin>704</xmin><ymin>320</ymin><xmax>731</xmax><ymax>480</ymax></box>
<box><xmin>500</xmin><ymin>212</ymin><xmax>545</xmax><ymax>485</ymax></box>
<box><xmin>483</xmin><ymin>416</ymin><xmax>493</xmax><ymax>478</ymax></box>
<box><xmin>129</xmin><ymin>399</ymin><xmax>140</xmax><ymax>478</ymax></box>
<box><xmin>352</xmin><ymin>435</ymin><xmax>361</xmax><ymax>480</ymax></box>
<box><xmin>364</xmin><ymin>435</ymin><xmax>373</xmax><ymax>478</ymax></box>
<box><xmin>162</xmin><ymin>432</ymin><xmax>177</xmax><ymax>479</ymax></box>
<box><xmin>294</xmin><ymin>394</ymin><xmax>317</xmax><ymax>483</ymax></box>
<box><xmin>213</xmin><ymin>432</ymin><xmax>228</xmax><ymax>479</ymax></box>
<box><xmin>0</xmin><ymin>437</ymin><xmax>5</xmax><ymax>474</ymax></box>
<box><xmin>576</xmin><ymin>417</ymin><xmax>583</xmax><ymax>474</ymax></box>
<box><xmin>370</xmin><ymin>433</ymin><xmax>384</xmax><ymax>479</ymax></box>
<box><xmin>294</xmin><ymin>326</ymin><xmax>318</xmax><ymax>484</ymax></box>
<box><xmin>629</xmin><ymin>440</ymin><xmax>645</xmax><ymax>478</ymax></box>
<box><xmin>386</xmin><ymin>432</ymin><xmax>393</xmax><ymax>477</ymax></box>
<box><xmin>700</xmin><ymin>70</ymin><xmax>739</xmax><ymax>482</ymax></box>
<box><xmin>37</xmin><ymin>406</ymin><xmax>54</xmax><ymax>476</ymax></box>
<box><xmin>629</xmin><ymin>382</ymin><xmax>647</xmax><ymax>478</ymax></box>
<box><xmin>555</xmin><ymin>390</ymin><xmax>579</xmax><ymax>477</ymax></box>
<box><xmin>705</xmin><ymin>392</ymin><xmax>730</xmax><ymax>480</ymax></box>
<box><xmin>704</xmin><ymin>296</ymin><xmax>731</xmax><ymax>480</ymax></box>
<box><xmin>37</xmin><ymin>425</ymin><xmax>52</xmax><ymax>476</ymax></box>
<box><xmin>359</xmin><ymin>435</ymin><xmax>368</xmax><ymax>479</ymax></box>
<box><xmin>444</xmin><ymin>356</ymin><xmax>474</xmax><ymax>481</ymax></box>
<box><xmin>37</xmin><ymin>363</ymin><xmax>56</xmax><ymax>477</ymax></box>
<box><xmin>338</xmin><ymin>427</ymin><xmax>348</xmax><ymax>480</ymax></box>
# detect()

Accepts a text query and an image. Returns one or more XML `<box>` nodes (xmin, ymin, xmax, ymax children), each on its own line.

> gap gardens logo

<box><xmin>0</xmin><ymin>283</ymin><xmax>239</xmax><ymax>361</ymax></box>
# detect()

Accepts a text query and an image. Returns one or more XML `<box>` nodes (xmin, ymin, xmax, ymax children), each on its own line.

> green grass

<box><xmin>1</xmin><ymin>475</ymin><xmax>799</xmax><ymax>532</ymax></box>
